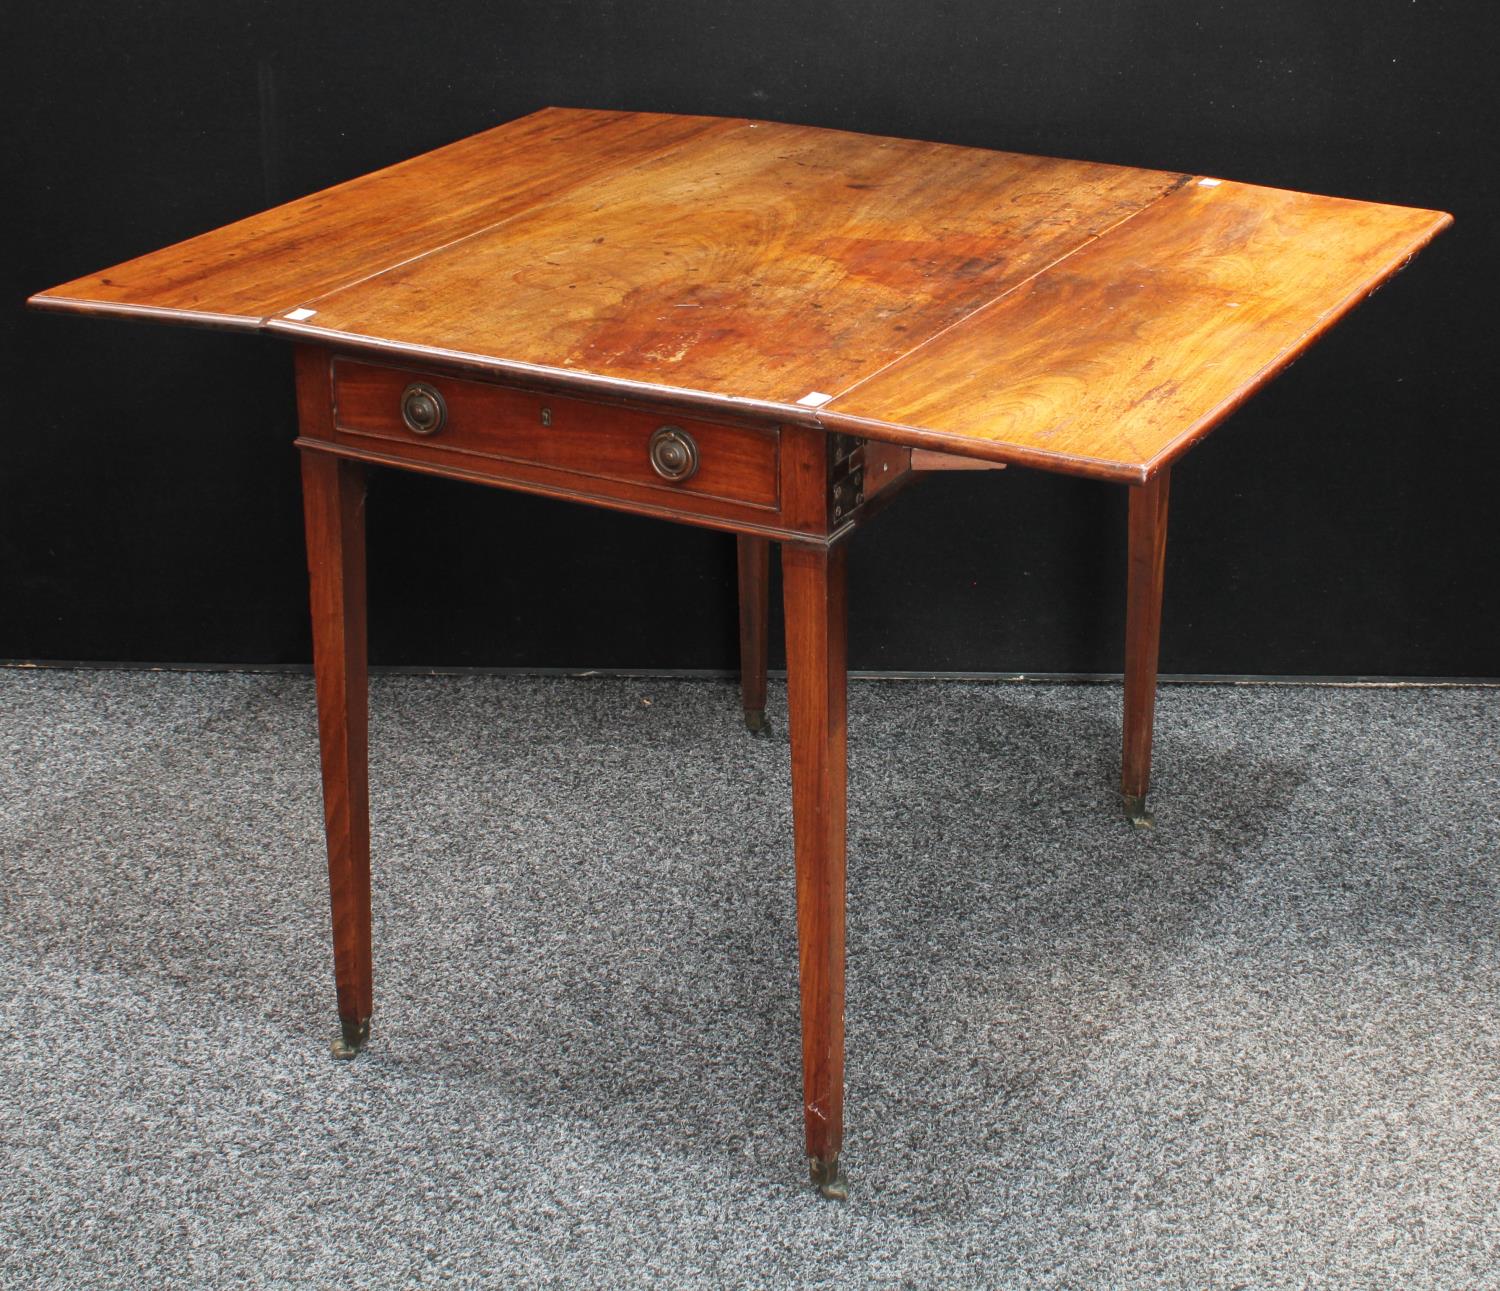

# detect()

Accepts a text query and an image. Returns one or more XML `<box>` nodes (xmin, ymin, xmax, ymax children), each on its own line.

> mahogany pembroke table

<box><xmin>29</xmin><ymin>108</ymin><xmax>1451</xmax><ymax>1198</ymax></box>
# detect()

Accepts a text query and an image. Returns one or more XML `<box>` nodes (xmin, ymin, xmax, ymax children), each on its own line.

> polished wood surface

<box><xmin>1122</xmin><ymin>469</ymin><xmax>1172</xmax><ymax>826</ymax></box>
<box><xmin>31</xmin><ymin>108</ymin><xmax>1448</xmax><ymax>481</ymax></box>
<box><xmin>822</xmin><ymin>177</ymin><xmax>1451</xmax><ymax>480</ymax></box>
<box><xmin>331</xmin><ymin>357</ymin><xmax>781</xmax><ymax>508</ymax></box>
<box><xmin>782</xmin><ymin>542</ymin><xmax>849</xmax><ymax>1196</ymax></box>
<box><xmin>302</xmin><ymin>352</ymin><xmax>906</xmax><ymax>544</ymax></box>
<box><xmin>31</xmin><ymin>109</ymin><xmax>732</xmax><ymax>328</ymax></box>
<box><xmin>736</xmin><ymin>536</ymin><xmax>771</xmax><ymax>733</ymax></box>
<box><xmin>264</xmin><ymin>122</ymin><xmax>1177</xmax><ymax>417</ymax></box>
<box><xmin>297</xmin><ymin>350</ymin><xmax>373</xmax><ymax>1055</ymax></box>
<box><xmin>909</xmin><ymin>450</ymin><xmax>1006</xmax><ymax>472</ymax></box>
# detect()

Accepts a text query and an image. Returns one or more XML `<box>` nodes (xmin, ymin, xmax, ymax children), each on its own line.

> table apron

<box><xmin>293</xmin><ymin>350</ymin><xmax>915</xmax><ymax>544</ymax></box>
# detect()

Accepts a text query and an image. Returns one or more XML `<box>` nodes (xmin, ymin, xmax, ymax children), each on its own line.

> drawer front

<box><xmin>329</xmin><ymin>360</ymin><xmax>779</xmax><ymax>510</ymax></box>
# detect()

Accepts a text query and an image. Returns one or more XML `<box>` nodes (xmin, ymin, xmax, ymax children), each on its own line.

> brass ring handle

<box><xmin>648</xmin><ymin>425</ymin><xmax>699</xmax><ymax>482</ymax></box>
<box><xmin>400</xmin><ymin>382</ymin><xmax>447</xmax><ymax>436</ymax></box>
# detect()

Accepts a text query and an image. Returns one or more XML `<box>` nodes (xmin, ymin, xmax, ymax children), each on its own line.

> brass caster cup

<box><xmin>330</xmin><ymin>1018</ymin><xmax>370</xmax><ymax>1061</ymax></box>
<box><xmin>1123</xmin><ymin>793</ymin><xmax>1155</xmax><ymax>829</ymax></box>
<box><xmin>809</xmin><ymin>1155</ymin><xmax>848</xmax><ymax>1201</ymax></box>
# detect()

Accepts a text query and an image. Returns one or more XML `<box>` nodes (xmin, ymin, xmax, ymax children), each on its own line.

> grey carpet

<box><xmin>1</xmin><ymin>669</ymin><xmax>1496</xmax><ymax>1289</ymax></box>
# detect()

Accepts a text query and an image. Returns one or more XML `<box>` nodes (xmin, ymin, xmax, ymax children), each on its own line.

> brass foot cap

<box><xmin>809</xmin><ymin>1155</ymin><xmax>848</xmax><ymax>1202</ymax></box>
<box><xmin>1123</xmin><ymin>793</ymin><xmax>1155</xmax><ymax>829</ymax></box>
<box><xmin>330</xmin><ymin>1018</ymin><xmax>370</xmax><ymax>1061</ymax></box>
<box><xmin>744</xmin><ymin>708</ymin><xmax>770</xmax><ymax>736</ymax></box>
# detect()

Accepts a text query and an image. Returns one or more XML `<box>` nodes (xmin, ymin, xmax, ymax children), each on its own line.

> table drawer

<box><xmin>329</xmin><ymin>359</ymin><xmax>779</xmax><ymax>510</ymax></box>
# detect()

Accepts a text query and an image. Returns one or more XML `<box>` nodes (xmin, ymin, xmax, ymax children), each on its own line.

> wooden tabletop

<box><xmin>31</xmin><ymin>107</ymin><xmax>1450</xmax><ymax>482</ymax></box>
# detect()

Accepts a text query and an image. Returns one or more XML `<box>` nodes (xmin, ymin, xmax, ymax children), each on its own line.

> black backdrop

<box><xmin>8</xmin><ymin>0</ymin><xmax>1496</xmax><ymax>676</ymax></box>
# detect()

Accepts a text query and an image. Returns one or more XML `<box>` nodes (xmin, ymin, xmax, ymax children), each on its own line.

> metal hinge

<box><xmin>829</xmin><ymin>434</ymin><xmax>866</xmax><ymax>526</ymax></box>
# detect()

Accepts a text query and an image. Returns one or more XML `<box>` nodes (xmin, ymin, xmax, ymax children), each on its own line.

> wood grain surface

<box><xmin>1122</xmin><ymin>468</ymin><xmax>1171</xmax><ymax>814</ymax></box>
<box><xmin>820</xmin><ymin>176</ymin><xmax>1452</xmax><ymax>480</ymax></box>
<box><xmin>329</xmin><ymin>358</ymin><xmax>781</xmax><ymax>508</ymax></box>
<box><xmin>296</xmin><ymin>349</ymin><xmax>373</xmax><ymax>1038</ymax></box>
<box><xmin>737</xmin><ymin>535</ymin><xmax>770</xmax><ymax>731</ymax></box>
<box><xmin>30</xmin><ymin>108</ymin><xmax>736</xmax><ymax>326</ymax></box>
<box><xmin>30</xmin><ymin>108</ymin><xmax>1450</xmax><ymax>479</ymax></box>
<box><xmin>781</xmin><ymin>541</ymin><xmax>849</xmax><ymax>1178</ymax></box>
<box><xmin>266</xmin><ymin>119</ymin><xmax>1179</xmax><ymax>411</ymax></box>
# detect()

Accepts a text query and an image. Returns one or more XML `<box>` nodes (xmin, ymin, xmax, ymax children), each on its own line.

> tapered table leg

<box><xmin>737</xmin><ymin>535</ymin><xmax>771</xmax><ymax>733</ymax></box>
<box><xmin>781</xmin><ymin>541</ymin><xmax>849</xmax><ymax>1200</ymax></box>
<box><xmin>1122</xmin><ymin>467</ymin><xmax>1171</xmax><ymax>828</ymax></box>
<box><xmin>301</xmin><ymin>450</ymin><xmax>373</xmax><ymax>1059</ymax></box>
